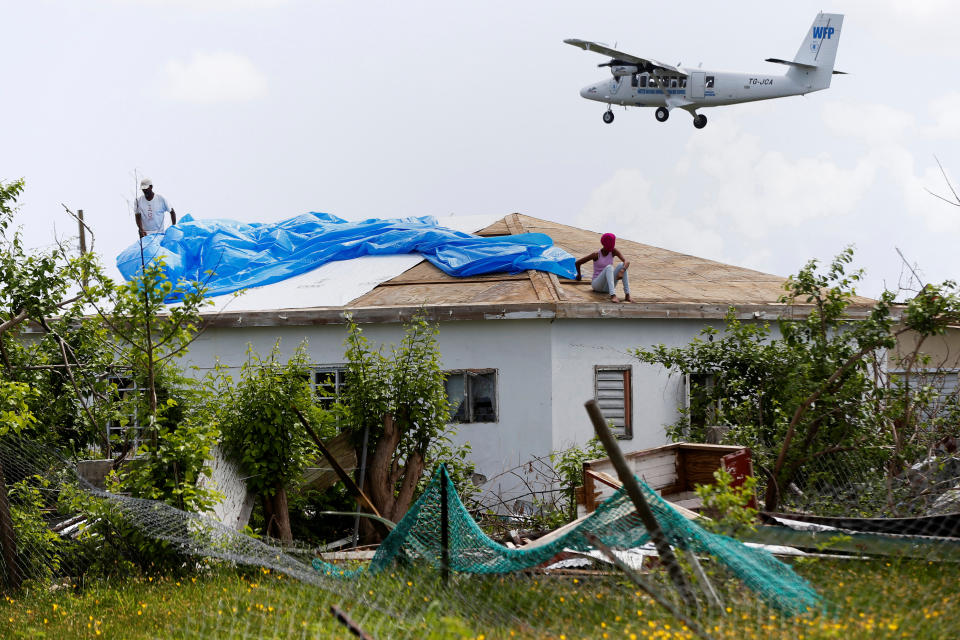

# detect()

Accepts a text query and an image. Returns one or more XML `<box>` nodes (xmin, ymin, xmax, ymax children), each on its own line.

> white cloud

<box><xmin>578</xmin><ymin>168</ymin><xmax>726</xmax><ymax>261</ymax></box>
<box><xmin>822</xmin><ymin>102</ymin><xmax>916</xmax><ymax>145</ymax></box>
<box><xmin>924</xmin><ymin>92</ymin><xmax>960</xmax><ymax>140</ymax></box>
<box><xmin>691</xmin><ymin>121</ymin><xmax>876</xmax><ymax>238</ymax></box>
<box><xmin>577</xmin><ymin>118</ymin><xmax>877</xmax><ymax>272</ymax></box>
<box><xmin>159</xmin><ymin>52</ymin><xmax>267</xmax><ymax>105</ymax></box>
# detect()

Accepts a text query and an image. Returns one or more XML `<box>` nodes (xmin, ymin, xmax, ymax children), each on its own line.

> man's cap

<box><xmin>140</xmin><ymin>178</ymin><xmax>153</xmax><ymax>189</ymax></box>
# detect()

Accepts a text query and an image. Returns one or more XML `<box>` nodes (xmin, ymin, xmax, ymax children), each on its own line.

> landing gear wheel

<box><xmin>602</xmin><ymin>110</ymin><xmax>615</xmax><ymax>124</ymax></box>
<box><xmin>693</xmin><ymin>114</ymin><xmax>708</xmax><ymax>129</ymax></box>
<box><xmin>655</xmin><ymin>107</ymin><xmax>669</xmax><ymax>122</ymax></box>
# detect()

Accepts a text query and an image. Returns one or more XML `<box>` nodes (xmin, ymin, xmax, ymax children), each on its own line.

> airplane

<box><xmin>565</xmin><ymin>12</ymin><xmax>845</xmax><ymax>129</ymax></box>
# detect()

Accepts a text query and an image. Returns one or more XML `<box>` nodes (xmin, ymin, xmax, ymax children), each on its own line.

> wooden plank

<box><xmin>683</xmin><ymin>449</ymin><xmax>730</xmax><ymax>489</ymax></box>
<box><xmin>529</xmin><ymin>271</ymin><xmax>559</xmax><ymax>303</ymax></box>
<box><xmin>548</xmin><ymin>273</ymin><xmax>570</xmax><ymax>301</ymax></box>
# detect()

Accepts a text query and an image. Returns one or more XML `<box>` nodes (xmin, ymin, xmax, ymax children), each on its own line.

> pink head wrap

<box><xmin>600</xmin><ymin>233</ymin><xmax>616</xmax><ymax>250</ymax></box>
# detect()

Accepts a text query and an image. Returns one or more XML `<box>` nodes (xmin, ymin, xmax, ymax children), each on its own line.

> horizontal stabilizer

<box><xmin>765</xmin><ymin>57</ymin><xmax>816</xmax><ymax>69</ymax></box>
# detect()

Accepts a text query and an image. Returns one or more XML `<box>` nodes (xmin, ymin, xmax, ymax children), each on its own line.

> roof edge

<box><xmin>197</xmin><ymin>301</ymin><xmax>894</xmax><ymax>328</ymax></box>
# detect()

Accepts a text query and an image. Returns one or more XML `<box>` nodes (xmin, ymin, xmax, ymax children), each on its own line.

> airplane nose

<box><xmin>580</xmin><ymin>82</ymin><xmax>602</xmax><ymax>101</ymax></box>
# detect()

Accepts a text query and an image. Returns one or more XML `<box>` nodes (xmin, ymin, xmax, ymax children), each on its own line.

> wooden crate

<box><xmin>580</xmin><ymin>442</ymin><xmax>746</xmax><ymax>513</ymax></box>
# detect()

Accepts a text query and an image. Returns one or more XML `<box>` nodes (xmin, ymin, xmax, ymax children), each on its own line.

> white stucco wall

<box><xmin>183</xmin><ymin>319</ymin><xmax>555</xmax><ymax>498</ymax></box>
<box><xmin>183</xmin><ymin>315</ymin><xmax>749</xmax><ymax>502</ymax></box>
<box><xmin>549</xmin><ymin>318</ymin><xmax>725</xmax><ymax>455</ymax></box>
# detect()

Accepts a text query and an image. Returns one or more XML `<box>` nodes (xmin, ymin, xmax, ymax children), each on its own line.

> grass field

<box><xmin>0</xmin><ymin>557</ymin><xmax>956</xmax><ymax>639</ymax></box>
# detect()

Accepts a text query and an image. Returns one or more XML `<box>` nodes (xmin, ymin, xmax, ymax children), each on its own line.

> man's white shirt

<box><xmin>136</xmin><ymin>194</ymin><xmax>171</xmax><ymax>234</ymax></box>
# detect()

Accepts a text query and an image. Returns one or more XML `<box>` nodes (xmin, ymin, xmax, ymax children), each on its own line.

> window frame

<box><xmin>310</xmin><ymin>364</ymin><xmax>349</xmax><ymax>410</ymax></box>
<box><xmin>594</xmin><ymin>365</ymin><xmax>633</xmax><ymax>439</ymax></box>
<box><xmin>444</xmin><ymin>368</ymin><xmax>499</xmax><ymax>424</ymax></box>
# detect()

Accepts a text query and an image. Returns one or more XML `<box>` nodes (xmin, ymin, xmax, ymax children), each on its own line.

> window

<box><xmin>680</xmin><ymin>77</ymin><xmax>687</xmax><ymax>88</ymax></box>
<box><xmin>311</xmin><ymin>366</ymin><xmax>348</xmax><ymax>410</ymax></box>
<box><xmin>670</xmin><ymin>77</ymin><xmax>678</xmax><ymax>88</ymax></box>
<box><xmin>640</xmin><ymin>74</ymin><xmax>648</xmax><ymax>88</ymax></box>
<box><xmin>631</xmin><ymin>74</ymin><xmax>638</xmax><ymax>88</ymax></box>
<box><xmin>445</xmin><ymin>369</ymin><xmax>498</xmax><ymax>423</ymax></box>
<box><xmin>594</xmin><ymin>366</ymin><xmax>632</xmax><ymax>438</ymax></box>
<box><xmin>705</xmin><ymin>76</ymin><xmax>715</xmax><ymax>88</ymax></box>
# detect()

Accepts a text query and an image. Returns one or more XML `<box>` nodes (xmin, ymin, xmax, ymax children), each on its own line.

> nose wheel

<box><xmin>602</xmin><ymin>109</ymin><xmax>615</xmax><ymax>124</ymax></box>
<box><xmin>655</xmin><ymin>107</ymin><xmax>669</xmax><ymax>122</ymax></box>
<box><xmin>693</xmin><ymin>114</ymin><xmax>708</xmax><ymax>129</ymax></box>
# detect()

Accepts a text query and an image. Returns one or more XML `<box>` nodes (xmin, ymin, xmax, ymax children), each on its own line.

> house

<box><xmin>180</xmin><ymin>213</ymin><xmax>880</xmax><ymax>500</ymax></box>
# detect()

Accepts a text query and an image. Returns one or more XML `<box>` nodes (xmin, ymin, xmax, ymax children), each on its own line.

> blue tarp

<box><xmin>117</xmin><ymin>212</ymin><xmax>576</xmax><ymax>301</ymax></box>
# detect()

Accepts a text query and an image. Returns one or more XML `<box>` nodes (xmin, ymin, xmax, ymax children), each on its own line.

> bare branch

<box><xmin>895</xmin><ymin>247</ymin><xmax>925</xmax><ymax>290</ymax></box>
<box><xmin>924</xmin><ymin>155</ymin><xmax>960</xmax><ymax>207</ymax></box>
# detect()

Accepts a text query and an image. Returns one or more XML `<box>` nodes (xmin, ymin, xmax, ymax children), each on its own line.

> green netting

<box><xmin>313</xmin><ymin>467</ymin><xmax>821</xmax><ymax>615</ymax></box>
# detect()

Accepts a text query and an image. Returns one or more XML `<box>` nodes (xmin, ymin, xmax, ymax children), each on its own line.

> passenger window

<box><xmin>631</xmin><ymin>74</ymin><xmax>638</xmax><ymax>88</ymax></box>
<box><xmin>706</xmin><ymin>76</ymin><xmax>715</xmax><ymax>89</ymax></box>
<box><xmin>681</xmin><ymin>78</ymin><xmax>687</xmax><ymax>88</ymax></box>
<box><xmin>670</xmin><ymin>78</ymin><xmax>678</xmax><ymax>88</ymax></box>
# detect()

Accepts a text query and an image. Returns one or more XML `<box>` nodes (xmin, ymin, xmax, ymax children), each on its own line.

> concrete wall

<box><xmin>183</xmin><ymin>319</ymin><xmax>555</xmax><ymax>497</ymax></box>
<box><xmin>549</xmin><ymin>318</ymin><xmax>725</xmax><ymax>455</ymax></box>
<box><xmin>892</xmin><ymin>326</ymin><xmax>960</xmax><ymax>371</ymax></box>
<box><xmin>184</xmin><ymin>315</ymin><xmax>746</xmax><ymax>502</ymax></box>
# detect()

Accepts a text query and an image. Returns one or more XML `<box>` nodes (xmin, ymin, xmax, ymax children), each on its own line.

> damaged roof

<box><xmin>203</xmin><ymin>213</ymin><xmax>880</xmax><ymax>327</ymax></box>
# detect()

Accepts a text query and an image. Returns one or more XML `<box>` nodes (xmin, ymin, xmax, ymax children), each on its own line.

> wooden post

<box><xmin>77</xmin><ymin>209</ymin><xmax>87</xmax><ymax>255</ymax></box>
<box><xmin>440</xmin><ymin>465</ymin><xmax>450</xmax><ymax>585</ymax></box>
<box><xmin>329</xmin><ymin>604</ymin><xmax>375</xmax><ymax>640</ymax></box>
<box><xmin>584</xmin><ymin>399</ymin><xmax>698</xmax><ymax>612</ymax></box>
<box><xmin>77</xmin><ymin>208</ymin><xmax>89</xmax><ymax>289</ymax></box>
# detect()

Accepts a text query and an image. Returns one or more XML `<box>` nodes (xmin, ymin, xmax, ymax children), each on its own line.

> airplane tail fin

<box><xmin>787</xmin><ymin>13</ymin><xmax>844</xmax><ymax>91</ymax></box>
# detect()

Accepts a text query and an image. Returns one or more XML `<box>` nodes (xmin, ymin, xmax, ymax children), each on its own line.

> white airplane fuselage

<box><xmin>569</xmin><ymin>12</ymin><xmax>843</xmax><ymax>128</ymax></box>
<box><xmin>580</xmin><ymin>69</ymin><xmax>811</xmax><ymax>110</ymax></box>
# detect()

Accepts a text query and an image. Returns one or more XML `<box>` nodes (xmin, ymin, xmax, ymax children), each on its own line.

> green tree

<box><xmin>635</xmin><ymin>249</ymin><xmax>960</xmax><ymax>512</ymax></box>
<box><xmin>340</xmin><ymin>313</ymin><xmax>452</xmax><ymax>527</ymax></box>
<box><xmin>89</xmin><ymin>259</ymin><xmax>211</xmax><ymax>456</ymax></box>
<box><xmin>219</xmin><ymin>342</ymin><xmax>325</xmax><ymax>542</ymax></box>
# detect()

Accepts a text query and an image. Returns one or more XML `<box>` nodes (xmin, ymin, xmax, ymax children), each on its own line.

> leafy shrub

<box><xmin>695</xmin><ymin>468</ymin><xmax>758</xmax><ymax>538</ymax></box>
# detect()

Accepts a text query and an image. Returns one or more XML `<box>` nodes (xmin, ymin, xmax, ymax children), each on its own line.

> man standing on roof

<box><xmin>574</xmin><ymin>232</ymin><xmax>632</xmax><ymax>303</ymax></box>
<box><xmin>135</xmin><ymin>177</ymin><xmax>176</xmax><ymax>238</ymax></box>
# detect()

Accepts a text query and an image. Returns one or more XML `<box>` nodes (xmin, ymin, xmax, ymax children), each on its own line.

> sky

<box><xmin>2</xmin><ymin>0</ymin><xmax>958</xmax><ymax>298</ymax></box>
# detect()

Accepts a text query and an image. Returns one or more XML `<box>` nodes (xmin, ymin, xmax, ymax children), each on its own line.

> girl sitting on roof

<box><xmin>574</xmin><ymin>233</ymin><xmax>632</xmax><ymax>303</ymax></box>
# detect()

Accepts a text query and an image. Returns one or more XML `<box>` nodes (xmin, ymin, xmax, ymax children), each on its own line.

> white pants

<box><xmin>591</xmin><ymin>264</ymin><xmax>629</xmax><ymax>295</ymax></box>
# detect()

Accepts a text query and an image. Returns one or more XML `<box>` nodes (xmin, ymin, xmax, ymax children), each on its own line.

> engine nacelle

<box><xmin>610</xmin><ymin>64</ymin><xmax>639</xmax><ymax>78</ymax></box>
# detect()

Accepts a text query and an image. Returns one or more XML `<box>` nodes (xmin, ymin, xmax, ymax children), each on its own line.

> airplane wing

<box><xmin>564</xmin><ymin>39</ymin><xmax>687</xmax><ymax>77</ymax></box>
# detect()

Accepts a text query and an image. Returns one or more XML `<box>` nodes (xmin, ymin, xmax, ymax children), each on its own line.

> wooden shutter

<box><xmin>595</xmin><ymin>366</ymin><xmax>632</xmax><ymax>438</ymax></box>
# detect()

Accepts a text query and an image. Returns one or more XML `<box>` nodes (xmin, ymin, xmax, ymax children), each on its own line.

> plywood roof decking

<box><xmin>344</xmin><ymin>213</ymin><xmax>869</xmax><ymax>310</ymax></box>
